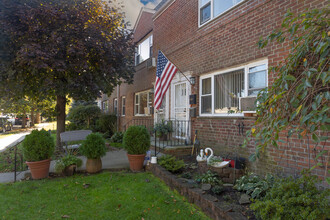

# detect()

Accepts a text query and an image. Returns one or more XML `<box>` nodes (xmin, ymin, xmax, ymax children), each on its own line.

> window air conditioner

<box><xmin>240</xmin><ymin>96</ymin><xmax>257</xmax><ymax>112</ymax></box>
<box><xmin>146</xmin><ymin>57</ymin><xmax>156</xmax><ymax>69</ymax></box>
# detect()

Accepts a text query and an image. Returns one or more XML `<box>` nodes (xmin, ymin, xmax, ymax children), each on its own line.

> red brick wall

<box><xmin>134</xmin><ymin>11</ymin><xmax>154</xmax><ymax>43</ymax></box>
<box><xmin>154</xmin><ymin>0</ymin><xmax>328</xmax><ymax>184</ymax></box>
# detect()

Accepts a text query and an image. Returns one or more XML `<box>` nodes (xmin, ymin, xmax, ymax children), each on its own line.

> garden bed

<box><xmin>149</xmin><ymin>162</ymin><xmax>256</xmax><ymax>220</ymax></box>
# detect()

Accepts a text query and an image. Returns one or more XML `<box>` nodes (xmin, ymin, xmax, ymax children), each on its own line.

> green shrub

<box><xmin>55</xmin><ymin>154</ymin><xmax>82</xmax><ymax>173</ymax></box>
<box><xmin>154</xmin><ymin>120</ymin><xmax>173</xmax><ymax>137</ymax></box>
<box><xmin>110</xmin><ymin>131</ymin><xmax>124</xmax><ymax>143</ymax></box>
<box><xmin>22</xmin><ymin>129</ymin><xmax>55</xmax><ymax>162</ymax></box>
<box><xmin>66</xmin><ymin>122</ymin><xmax>84</xmax><ymax>131</ymax></box>
<box><xmin>95</xmin><ymin>114</ymin><xmax>117</xmax><ymax>138</ymax></box>
<box><xmin>234</xmin><ymin>173</ymin><xmax>274</xmax><ymax>199</ymax></box>
<box><xmin>80</xmin><ymin>133</ymin><xmax>106</xmax><ymax>159</ymax></box>
<box><xmin>123</xmin><ymin>126</ymin><xmax>150</xmax><ymax>155</ymax></box>
<box><xmin>110</xmin><ymin>142</ymin><xmax>123</xmax><ymax>148</ymax></box>
<box><xmin>67</xmin><ymin>104</ymin><xmax>101</xmax><ymax>128</ymax></box>
<box><xmin>158</xmin><ymin>155</ymin><xmax>185</xmax><ymax>173</ymax></box>
<box><xmin>211</xmin><ymin>185</ymin><xmax>224</xmax><ymax>195</ymax></box>
<box><xmin>251</xmin><ymin>174</ymin><xmax>330</xmax><ymax>220</ymax></box>
<box><xmin>195</xmin><ymin>170</ymin><xmax>222</xmax><ymax>186</ymax></box>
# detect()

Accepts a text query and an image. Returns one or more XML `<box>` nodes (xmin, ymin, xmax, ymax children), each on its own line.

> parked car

<box><xmin>15</xmin><ymin>115</ymin><xmax>30</xmax><ymax>126</ymax></box>
<box><xmin>0</xmin><ymin>117</ymin><xmax>13</xmax><ymax>133</ymax></box>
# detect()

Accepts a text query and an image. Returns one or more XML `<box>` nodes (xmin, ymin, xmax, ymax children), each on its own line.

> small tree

<box><xmin>244</xmin><ymin>8</ymin><xmax>329</xmax><ymax>179</ymax></box>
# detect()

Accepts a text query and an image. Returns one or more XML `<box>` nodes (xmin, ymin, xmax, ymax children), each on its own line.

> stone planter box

<box><xmin>149</xmin><ymin>164</ymin><xmax>247</xmax><ymax>220</ymax></box>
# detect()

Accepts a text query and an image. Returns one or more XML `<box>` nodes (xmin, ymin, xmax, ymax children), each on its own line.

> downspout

<box><xmin>117</xmin><ymin>84</ymin><xmax>120</xmax><ymax>132</ymax></box>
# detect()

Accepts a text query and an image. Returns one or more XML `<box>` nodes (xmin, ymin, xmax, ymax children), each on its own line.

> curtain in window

<box><xmin>214</xmin><ymin>69</ymin><xmax>244</xmax><ymax>113</ymax></box>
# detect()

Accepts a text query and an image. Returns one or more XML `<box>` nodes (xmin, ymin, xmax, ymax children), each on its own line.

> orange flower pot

<box><xmin>26</xmin><ymin>159</ymin><xmax>51</xmax><ymax>179</ymax></box>
<box><xmin>127</xmin><ymin>154</ymin><xmax>146</xmax><ymax>172</ymax></box>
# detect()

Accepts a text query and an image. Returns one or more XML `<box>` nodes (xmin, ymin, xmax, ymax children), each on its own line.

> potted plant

<box><xmin>22</xmin><ymin>129</ymin><xmax>55</xmax><ymax>179</ymax></box>
<box><xmin>55</xmin><ymin>154</ymin><xmax>83</xmax><ymax>176</ymax></box>
<box><xmin>80</xmin><ymin>133</ymin><xmax>106</xmax><ymax>173</ymax></box>
<box><xmin>123</xmin><ymin>125</ymin><xmax>150</xmax><ymax>172</ymax></box>
<box><xmin>154</xmin><ymin>120</ymin><xmax>173</xmax><ymax>141</ymax></box>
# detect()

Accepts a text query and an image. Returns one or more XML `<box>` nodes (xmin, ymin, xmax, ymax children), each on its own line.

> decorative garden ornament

<box><xmin>205</xmin><ymin>148</ymin><xmax>214</xmax><ymax>164</ymax></box>
<box><xmin>196</xmin><ymin>149</ymin><xmax>207</xmax><ymax>162</ymax></box>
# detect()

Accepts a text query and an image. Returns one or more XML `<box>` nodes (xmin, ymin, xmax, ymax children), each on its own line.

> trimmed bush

<box><xmin>67</xmin><ymin>104</ymin><xmax>101</xmax><ymax>128</ymax></box>
<box><xmin>80</xmin><ymin>133</ymin><xmax>106</xmax><ymax>159</ymax></box>
<box><xmin>123</xmin><ymin>126</ymin><xmax>150</xmax><ymax>155</ymax></box>
<box><xmin>22</xmin><ymin>129</ymin><xmax>55</xmax><ymax>162</ymax></box>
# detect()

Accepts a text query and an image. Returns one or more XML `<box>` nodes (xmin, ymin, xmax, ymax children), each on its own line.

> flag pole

<box><xmin>160</xmin><ymin>51</ymin><xmax>194</xmax><ymax>85</ymax></box>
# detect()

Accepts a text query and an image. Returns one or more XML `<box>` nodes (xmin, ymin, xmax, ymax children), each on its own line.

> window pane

<box><xmin>200</xmin><ymin>3</ymin><xmax>211</xmax><ymax>24</ymax></box>
<box><xmin>135</xmin><ymin>94</ymin><xmax>139</xmax><ymax>104</ymax></box>
<box><xmin>139</xmin><ymin>93</ymin><xmax>148</xmax><ymax>114</ymax></box>
<box><xmin>201</xmin><ymin>95</ymin><xmax>212</xmax><ymax>113</ymax></box>
<box><xmin>249</xmin><ymin>70</ymin><xmax>266</xmax><ymax>89</ymax></box>
<box><xmin>248</xmin><ymin>89</ymin><xmax>261</xmax><ymax>96</ymax></box>
<box><xmin>200</xmin><ymin>0</ymin><xmax>210</xmax><ymax>6</ymax></box>
<box><xmin>249</xmin><ymin>64</ymin><xmax>266</xmax><ymax>73</ymax></box>
<box><xmin>214</xmin><ymin>0</ymin><xmax>242</xmax><ymax>17</ymax></box>
<box><xmin>214</xmin><ymin>69</ymin><xmax>244</xmax><ymax>112</ymax></box>
<box><xmin>202</xmin><ymin>78</ymin><xmax>211</xmax><ymax>95</ymax></box>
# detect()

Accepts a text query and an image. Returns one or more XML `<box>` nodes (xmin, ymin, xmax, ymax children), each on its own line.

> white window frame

<box><xmin>135</xmin><ymin>35</ymin><xmax>153</xmax><ymax>65</ymax></box>
<box><xmin>198</xmin><ymin>0</ymin><xmax>246</xmax><ymax>27</ymax></box>
<box><xmin>134</xmin><ymin>90</ymin><xmax>153</xmax><ymax>116</ymax></box>
<box><xmin>199</xmin><ymin>59</ymin><xmax>268</xmax><ymax>117</ymax></box>
<box><xmin>121</xmin><ymin>96</ymin><xmax>126</xmax><ymax>116</ymax></box>
<box><xmin>113</xmin><ymin>98</ymin><xmax>118</xmax><ymax>116</ymax></box>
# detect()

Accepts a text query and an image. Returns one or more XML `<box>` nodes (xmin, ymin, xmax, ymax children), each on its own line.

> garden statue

<box><xmin>196</xmin><ymin>149</ymin><xmax>207</xmax><ymax>162</ymax></box>
<box><xmin>205</xmin><ymin>148</ymin><xmax>214</xmax><ymax>164</ymax></box>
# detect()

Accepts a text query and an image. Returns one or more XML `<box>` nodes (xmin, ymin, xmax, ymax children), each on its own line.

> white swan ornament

<box><xmin>196</xmin><ymin>149</ymin><xmax>207</xmax><ymax>162</ymax></box>
<box><xmin>205</xmin><ymin>148</ymin><xmax>214</xmax><ymax>165</ymax></box>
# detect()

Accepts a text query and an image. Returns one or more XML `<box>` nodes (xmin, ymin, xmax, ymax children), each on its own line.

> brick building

<box><xmin>105</xmin><ymin>0</ymin><xmax>328</xmax><ymax>183</ymax></box>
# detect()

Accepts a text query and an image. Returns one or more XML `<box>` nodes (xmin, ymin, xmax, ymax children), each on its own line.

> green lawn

<box><xmin>0</xmin><ymin>172</ymin><xmax>209</xmax><ymax>219</ymax></box>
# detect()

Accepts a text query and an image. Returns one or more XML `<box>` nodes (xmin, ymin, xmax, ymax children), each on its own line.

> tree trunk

<box><xmin>22</xmin><ymin>111</ymin><xmax>26</xmax><ymax>128</ymax></box>
<box><xmin>56</xmin><ymin>95</ymin><xmax>66</xmax><ymax>149</ymax></box>
<box><xmin>36</xmin><ymin>111</ymin><xmax>41</xmax><ymax>124</ymax></box>
<box><xmin>30</xmin><ymin>108</ymin><xmax>35</xmax><ymax>127</ymax></box>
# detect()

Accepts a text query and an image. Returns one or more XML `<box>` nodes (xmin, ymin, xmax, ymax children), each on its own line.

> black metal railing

<box><xmin>122</xmin><ymin>118</ymin><xmax>155</xmax><ymax>134</ymax></box>
<box><xmin>152</xmin><ymin>119</ymin><xmax>191</xmax><ymax>156</ymax></box>
<box><xmin>122</xmin><ymin>118</ymin><xmax>191</xmax><ymax>156</ymax></box>
<box><xmin>0</xmin><ymin>137</ymin><xmax>27</xmax><ymax>182</ymax></box>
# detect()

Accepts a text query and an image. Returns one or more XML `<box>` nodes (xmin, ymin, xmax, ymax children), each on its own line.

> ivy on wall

<box><xmin>244</xmin><ymin>8</ymin><xmax>329</xmax><ymax>175</ymax></box>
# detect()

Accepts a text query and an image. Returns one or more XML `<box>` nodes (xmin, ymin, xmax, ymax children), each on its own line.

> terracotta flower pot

<box><xmin>86</xmin><ymin>158</ymin><xmax>102</xmax><ymax>173</ymax></box>
<box><xmin>26</xmin><ymin>158</ymin><xmax>51</xmax><ymax>179</ymax></box>
<box><xmin>127</xmin><ymin>154</ymin><xmax>146</xmax><ymax>172</ymax></box>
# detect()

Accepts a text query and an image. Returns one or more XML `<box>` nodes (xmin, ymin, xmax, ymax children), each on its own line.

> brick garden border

<box><xmin>149</xmin><ymin>164</ymin><xmax>247</xmax><ymax>220</ymax></box>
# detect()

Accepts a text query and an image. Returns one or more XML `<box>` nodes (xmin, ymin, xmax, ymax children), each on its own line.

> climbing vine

<box><xmin>244</xmin><ymin>9</ymin><xmax>329</xmax><ymax>166</ymax></box>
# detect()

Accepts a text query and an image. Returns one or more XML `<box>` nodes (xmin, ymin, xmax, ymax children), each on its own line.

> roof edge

<box><xmin>133</xmin><ymin>7</ymin><xmax>156</xmax><ymax>33</ymax></box>
<box><xmin>153</xmin><ymin>0</ymin><xmax>175</xmax><ymax>21</ymax></box>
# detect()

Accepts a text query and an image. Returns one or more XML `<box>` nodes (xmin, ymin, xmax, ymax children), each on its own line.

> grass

<box><xmin>0</xmin><ymin>172</ymin><xmax>209</xmax><ymax>219</ymax></box>
<box><xmin>0</xmin><ymin>144</ymin><xmax>27</xmax><ymax>173</ymax></box>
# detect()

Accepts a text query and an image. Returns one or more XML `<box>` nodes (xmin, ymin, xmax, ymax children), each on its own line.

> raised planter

<box><xmin>150</xmin><ymin>164</ymin><xmax>247</xmax><ymax>220</ymax></box>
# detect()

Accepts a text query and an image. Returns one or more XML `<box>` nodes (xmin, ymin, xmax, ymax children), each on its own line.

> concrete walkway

<box><xmin>0</xmin><ymin>149</ymin><xmax>130</xmax><ymax>183</ymax></box>
<box><xmin>0</xmin><ymin>123</ymin><xmax>51</xmax><ymax>152</ymax></box>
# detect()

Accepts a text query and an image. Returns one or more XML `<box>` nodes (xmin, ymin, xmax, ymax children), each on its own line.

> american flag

<box><xmin>154</xmin><ymin>51</ymin><xmax>178</xmax><ymax>110</ymax></box>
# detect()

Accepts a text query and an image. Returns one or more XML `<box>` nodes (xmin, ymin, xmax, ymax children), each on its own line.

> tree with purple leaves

<box><xmin>0</xmin><ymin>0</ymin><xmax>135</xmax><ymax>149</ymax></box>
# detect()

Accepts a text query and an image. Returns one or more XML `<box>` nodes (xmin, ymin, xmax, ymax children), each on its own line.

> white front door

<box><xmin>174</xmin><ymin>83</ymin><xmax>187</xmax><ymax>120</ymax></box>
<box><xmin>173</xmin><ymin>82</ymin><xmax>189</xmax><ymax>139</ymax></box>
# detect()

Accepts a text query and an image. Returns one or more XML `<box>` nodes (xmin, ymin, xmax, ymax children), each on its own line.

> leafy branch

<box><xmin>244</xmin><ymin>8</ymin><xmax>329</xmax><ymax>163</ymax></box>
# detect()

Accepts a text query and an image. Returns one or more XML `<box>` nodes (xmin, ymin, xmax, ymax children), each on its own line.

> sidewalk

<box><xmin>0</xmin><ymin>149</ymin><xmax>130</xmax><ymax>183</ymax></box>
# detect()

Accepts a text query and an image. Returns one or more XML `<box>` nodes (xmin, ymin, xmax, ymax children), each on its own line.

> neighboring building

<box><xmin>105</xmin><ymin>7</ymin><xmax>156</xmax><ymax>130</ymax></box>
